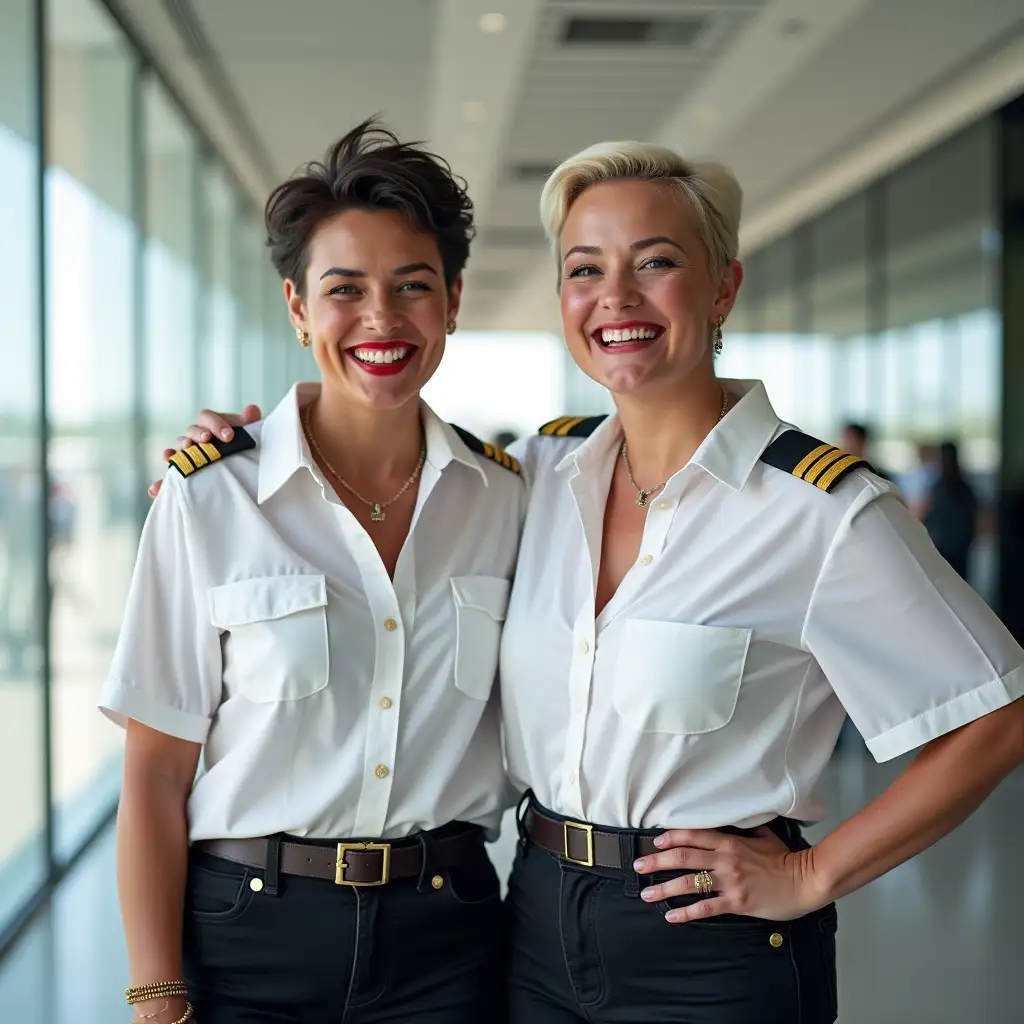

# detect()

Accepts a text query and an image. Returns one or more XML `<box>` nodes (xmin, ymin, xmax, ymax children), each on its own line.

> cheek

<box><xmin>560</xmin><ymin>289</ymin><xmax>591</xmax><ymax>332</ymax></box>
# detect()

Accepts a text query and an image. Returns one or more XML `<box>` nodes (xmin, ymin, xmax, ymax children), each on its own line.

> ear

<box><xmin>446</xmin><ymin>273</ymin><xmax>464</xmax><ymax>323</ymax></box>
<box><xmin>284</xmin><ymin>279</ymin><xmax>307</xmax><ymax>332</ymax></box>
<box><xmin>711</xmin><ymin>259</ymin><xmax>743</xmax><ymax>325</ymax></box>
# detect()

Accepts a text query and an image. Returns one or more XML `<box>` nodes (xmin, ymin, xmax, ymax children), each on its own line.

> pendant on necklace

<box><xmin>636</xmin><ymin>491</ymin><xmax>649</xmax><ymax>508</ymax></box>
<box><xmin>370</xmin><ymin>503</ymin><xmax>386</xmax><ymax>522</ymax></box>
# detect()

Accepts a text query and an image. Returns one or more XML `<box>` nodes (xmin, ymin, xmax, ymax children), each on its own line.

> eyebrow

<box><xmin>561</xmin><ymin>236</ymin><xmax>684</xmax><ymax>265</ymax></box>
<box><xmin>319</xmin><ymin>262</ymin><xmax>438</xmax><ymax>281</ymax></box>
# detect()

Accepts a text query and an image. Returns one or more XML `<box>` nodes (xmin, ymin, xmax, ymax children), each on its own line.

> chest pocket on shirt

<box><xmin>208</xmin><ymin>574</ymin><xmax>329</xmax><ymax>704</ymax></box>
<box><xmin>612</xmin><ymin>620</ymin><xmax>751</xmax><ymax>735</ymax></box>
<box><xmin>451</xmin><ymin>576</ymin><xmax>510</xmax><ymax>701</ymax></box>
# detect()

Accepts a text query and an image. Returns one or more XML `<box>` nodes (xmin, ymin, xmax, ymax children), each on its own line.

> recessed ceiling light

<box><xmin>479</xmin><ymin>12</ymin><xmax>507</xmax><ymax>35</ymax></box>
<box><xmin>462</xmin><ymin>101</ymin><xmax>487</xmax><ymax>123</ymax></box>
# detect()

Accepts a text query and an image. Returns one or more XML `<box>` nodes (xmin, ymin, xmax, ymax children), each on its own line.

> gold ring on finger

<box><xmin>693</xmin><ymin>870</ymin><xmax>715</xmax><ymax>894</ymax></box>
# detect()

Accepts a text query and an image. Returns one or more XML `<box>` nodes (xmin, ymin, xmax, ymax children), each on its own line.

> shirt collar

<box><xmin>556</xmin><ymin>379</ymin><xmax>783</xmax><ymax>492</ymax></box>
<box><xmin>256</xmin><ymin>382</ymin><xmax>487</xmax><ymax>504</ymax></box>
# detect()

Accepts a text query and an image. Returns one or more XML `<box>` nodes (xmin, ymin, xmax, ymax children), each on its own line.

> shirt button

<box><xmin>658</xmin><ymin>501</ymin><xmax>670</xmax><ymax>511</ymax></box>
<box><xmin>568</xmin><ymin>770</ymin><xmax>577</xmax><ymax>784</ymax></box>
<box><xmin>579</xmin><ymin>640</ymin><xmax>590</xmax><ymax>655</ymax></box>
<box><xmin>640</xmin><ymin>554</ymin><xmax>654</xmax><ymax>566</ymax></box>
<box><xmin>379</xmin><ymin>697</ymin><xmax>393</xmax><ymax>710</ymax></box>
<box><xmin>384</xmin><ymin>617</ymin><xmax>399</xmax><ymax>632</ymax></box>
<box><xmin>374</xmin><ymin>764</ymin><xmax>390</xmax><ymax>779</ymax></box>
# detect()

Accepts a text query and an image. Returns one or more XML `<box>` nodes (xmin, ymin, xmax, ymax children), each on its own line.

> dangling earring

<box><xmin>296</xmin><ymin>327</ymin><xmax>310</xmax><ymax>348</ymax></box>
<box><xmin>446</xmin><ymin>319</ymin><xmax>457</xmax><ymax>336</ymax></box>
<box><xmin>713</xmin><ymin>315</ymin><xmax>724</xmax><ymax>355</ymax></box>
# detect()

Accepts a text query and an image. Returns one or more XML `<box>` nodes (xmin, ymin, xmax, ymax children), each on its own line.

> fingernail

<box><xmin>200</xmin><ymin>431</ymin><xmax>211</xmax><ymax>442</ymax></box>
<box><xmin>633</xmin><ymin>859</ymin><xmax>645</xmax><ymax>871</ymax></box>
<box><xmin>653</xmin><ymin>835</ymin><xmax>665</xmax><ymax>847</ymax></box>
<box><xmin>221</xmin><ymin>429</ymin><xmax>232</xmax><ymax>440</ymax></box>
<box><xmin>640</xmin><ymin>888</ymin><xmax>655</xmax><ymax>901</ymax></box>
<box><xmin>665</xmin><ymin>911</ymin><xmax>680</xmax><ymax>923</ymax></box>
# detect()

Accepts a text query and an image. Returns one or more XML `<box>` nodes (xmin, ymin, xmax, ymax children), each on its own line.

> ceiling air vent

<box><xmin>561</xmin><ymin>16</ymin><xmax>706</xmax><ymax>46</ymax></box>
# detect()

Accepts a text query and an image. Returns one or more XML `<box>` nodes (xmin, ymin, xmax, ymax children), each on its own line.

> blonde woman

<box><xmin>165</xmin><ymin>141</ymin><xmax>1023</xmax><ymax>1023</ymax></box>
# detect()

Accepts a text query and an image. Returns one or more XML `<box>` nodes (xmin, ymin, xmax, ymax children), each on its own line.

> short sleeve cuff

<box><xmin>865</xmin><ymin>664</ymin><xmax>1024</xmax><ymax>762</ymax></box>
<box><xmin>99</xmin><ymin>677</ymin><xmax>212</xmax><ymax>744</ymax></box>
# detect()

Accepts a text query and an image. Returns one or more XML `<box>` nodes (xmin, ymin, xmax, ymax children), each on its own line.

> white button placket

<box><xmin>561</xmin><ymin>606</ymin><xmax>595</xmax><ymax>818</ymax></box>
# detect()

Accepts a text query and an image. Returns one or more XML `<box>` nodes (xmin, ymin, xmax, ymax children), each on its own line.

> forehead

<box><xmin>306</xmin><ymin>207</ymin><xmax>439</xmax><ymax>264</ymax></box>
<box><xmin>561</xmin><ymin>179</ymin><xmax>695</xmax><ymax>248</ymax></box>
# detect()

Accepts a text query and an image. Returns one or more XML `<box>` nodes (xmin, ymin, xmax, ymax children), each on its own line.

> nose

<box><xmin>361</xmin><ymin>292</ymin><xmax>402</xmax><ymax>335</ymax></box>
<box><xmin>598</xmin><ymin>267</ymin><xmax>640</xmax><ymax>312</ymax></box>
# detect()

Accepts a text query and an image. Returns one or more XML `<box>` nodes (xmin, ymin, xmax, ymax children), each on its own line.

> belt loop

<box><xmin>619</xmin><ymin>832</ymin><xmax>640</xmax><ymax>898</ymax></box>
<box><xmin>515</xmin><ymin>789</ymin><xmax>533</xmax><ymax>858</ymax></box>
<box><xmin>415</xmin><ymin>831</ymin><xmax>438</xmax><ymax>894</ymax></box>
<box><xmin>263</xmin><ymin>834</ymin><xmax>282</xmax><ymax>897</ymax></box>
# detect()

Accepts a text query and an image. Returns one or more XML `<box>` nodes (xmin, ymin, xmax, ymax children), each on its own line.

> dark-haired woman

<box><xmin>101</xmin><ymin>121</ymin><xmax>524</xmax><ymax>1024</ymax></box>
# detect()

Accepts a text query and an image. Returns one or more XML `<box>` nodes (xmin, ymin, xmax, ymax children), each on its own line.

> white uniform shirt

<box><xmin>101</xmin><ymin>384</ymin><xmax>525</xmax><ymax>842</ymax></box>
<box><xmin>501</xmin><ymin>379</ymin><xmax>1024</xmax><ymax>830</ymax></box>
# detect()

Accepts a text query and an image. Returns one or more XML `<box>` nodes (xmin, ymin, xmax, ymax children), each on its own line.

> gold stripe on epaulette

<box><xmin>199</xmin><ymin>442</ymin><xmax>222</xmax><ymax>463</ymax></box>
<box><xmin>792</xmin><ymin>444</ymin><xmax>836</xmax><ymax>480</ymax></box>
<box><xmin>183</xmin><ymin>444</ymin><xmax>208</xmax><ymax>468</ymax></box>
<box><xmin>804</xmin><ymin>448</ymin><xmax>847</xmax><ymax>485</ymax></box>
<box><xmin>540</xmin><ymin>416</ymin><xmax>573</xmax><ymax>436</ymax></box>
<box><xmin>555</xmin><ymin>416</ymin><xmax>586</xmax><ymax>437</ymax></box>
<box><xmin>169</xmin><ymin>451</ymin><xmax>195</xmax><ymax>476</ymax></box>
<box><xmin>817</xmin><ymin>454</ymin><xmax>862</xmax><ymax>492</ymax></box>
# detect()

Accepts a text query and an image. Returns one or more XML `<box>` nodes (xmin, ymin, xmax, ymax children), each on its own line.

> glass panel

<box><xmin>236</xmin><ymin>211</ymin><xmax>266</xmax><ymax>410</ymax></box>
<box><xmin>143</xmin><ymin>77</ymin><xmax>198</xmax><ymax>481</ymax></box>
<box><xmin>883</xmin><ymin>119</ymin><xmax>999</xmax><ymax>597</ymax></box>
<box><xmin>46</xmin><ymin>0</ymin><xmax>138</xmax><ymax>860</ymax></box>
<box><xmin>0</xmin><ymin>0</ymin><xmax>47</xmax><ymax>929</ymax></box>
<box><xmin>202</xmin><ymin>164</ymin><xmax>239</xmax><ymax>411</ymax></box>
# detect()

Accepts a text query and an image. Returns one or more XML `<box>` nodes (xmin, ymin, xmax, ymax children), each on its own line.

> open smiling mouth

<box><xmin>591</xmin><ymin>323</ymin><xmax>665</xmax><ymax>348</ymax></box>
<box><xmin>345</xmin><ymin>343</ymin><xmax>418</xmax><ymax>376</ymax></box>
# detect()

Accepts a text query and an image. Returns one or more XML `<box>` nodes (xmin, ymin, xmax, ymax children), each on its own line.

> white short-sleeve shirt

<box><xmin>100</xmin><ymin>384</ymin><xmax>526</xmax><ymax>842</ymax></box>
<box><xmin>501</xmin><ymin>379</ymin><xmax>1024</xmax><ymax>830</ymax></box>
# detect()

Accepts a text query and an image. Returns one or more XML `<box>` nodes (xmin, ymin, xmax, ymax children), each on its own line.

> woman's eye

<box><xmin>397</xmin><ymin>280</ymin><xmax>431</xmax><ymax>293</ymax></box>
<box><xmin>641</xmin><ymin>256</ymin><xmax>677</xmax><ymax>270</ymax></box>
<box><xmin>567</xmin><ymin>264</ymin><xmax>600</xmax><ymax>279</ymax></box>
<box><xmin>327</xmin><ymin>284</ymin><xmax>359</xmax><ymax>296</ymax></box>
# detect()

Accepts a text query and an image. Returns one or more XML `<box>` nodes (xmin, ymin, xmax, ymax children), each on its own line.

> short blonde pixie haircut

<box><xmin>539</xmin><ymin>141</ymin><xmax>742</xmax><ymax>281</ymax></box>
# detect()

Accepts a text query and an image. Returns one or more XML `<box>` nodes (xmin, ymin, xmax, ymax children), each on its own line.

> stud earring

<box><xmin>713</xmin><ymin>315</ymin><xmax>724</xmax><ymax>355</ymax></box>
<box><xmin>446</xmin><ymin>319</ymin><xmax>457</xmax><ymax>336</ymax></box>
<box><xmin>296</xmin><ymin>328</ymin><xmax>310</xmax><ymax>348</ymax></box>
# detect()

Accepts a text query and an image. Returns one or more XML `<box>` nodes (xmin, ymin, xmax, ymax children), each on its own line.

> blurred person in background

<box><xmin>921</xmin><ymin>440</ymin><xmax>979</xmax><ymax>580</ymax></box>
<box><xmin>493</xmin><ymin>428</ymin><xmax>520</xmax><ymax>449</ymax></box>
<box><xmin>839</xmin><ymin>421</ymin><xmax>891</xmax><ymax>481</ymax></box>
<box><xmin>106</xmin><ymin>121</ymin><xmax>524</xmax><ymax>1024</ymax></box>
<box><xmin>901</xmin><ymin>441</ymin><xmax>939</xmax><ymax>520</ymax></box>
<box><xmin>164</xmin><ymin>139</ymin><xmax>1024</xmax><ymax>1023</ymax></box>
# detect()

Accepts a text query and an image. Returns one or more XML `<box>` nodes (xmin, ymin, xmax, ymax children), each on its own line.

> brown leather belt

<box><xmin>195</xmin><ymin>828</ymin><xmax>482</xmax><ymax>887</ymax></box>
<box><xmin>525</xmin><ymin>804</ymin><xmax>794</xmax><ymax>870</ymax></box>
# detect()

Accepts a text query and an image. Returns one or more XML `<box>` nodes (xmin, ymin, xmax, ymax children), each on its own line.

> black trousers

<box><xmin>505</xmin><ymin>837</ymin><xmax>838</xmax><ymax>1024</ymax></box>
<box><xmin>182</xmin><ymin>828</ymin><xmax>504</xmax><ymax>1023</ymax></box>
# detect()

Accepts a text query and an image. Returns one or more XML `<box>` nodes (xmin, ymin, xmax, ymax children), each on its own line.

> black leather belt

<box><xmin>525</xmin><ymin>802</ymin><xmax>798</xmax><ymax>870</ymax></box>
<box><xmin>196</xmin><ymin>827</ymin><xmax>482</xmax><ymax>887</ymax></box>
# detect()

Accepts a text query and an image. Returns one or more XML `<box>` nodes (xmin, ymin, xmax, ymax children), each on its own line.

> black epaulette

<box><xmin>537</xmin><ymin>415</ymin><xmax>607</xmax><ymax>438</ymax></box>
<box><xmin>759</xmin><ymin>430</ymin><xmax>871</xmax><ymax>493</ymax></box>
<box><xmin>167</xmin><ymin>428</ymin><xmax>256</xmax><ymax>478</ymax></box>
<box><xmin>452</xmin><ymin>425</ymin><xmax>521</xmax><ymax>475</ymax></box>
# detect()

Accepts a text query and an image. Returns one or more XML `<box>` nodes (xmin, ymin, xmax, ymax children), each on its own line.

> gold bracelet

<box><xmin>128</xmin><ymin>1003</ymin><xmax>193</xmax><ymax>1024</ymax></box>
<box><xmin>125</xmin><ymin>981</ymin><xmax>188</xmax><ymax>1005</ymax></box>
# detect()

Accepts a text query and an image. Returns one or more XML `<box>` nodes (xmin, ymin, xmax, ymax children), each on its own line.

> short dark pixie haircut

<box><xmin>265</xmin><ymin>117</ymin><xmax>475</xmax><ymax>295</ymax></box>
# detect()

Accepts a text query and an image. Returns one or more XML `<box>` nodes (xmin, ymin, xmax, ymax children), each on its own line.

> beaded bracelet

<box><xmin>128</xmin><ymin>1003</ymin><xmax>193</xmax><ymax>1024</ymax></box>
<box><xmin>125</xmin><ymin>981</ymin><xmax>188</xmax><ymax>1005</ymax></box>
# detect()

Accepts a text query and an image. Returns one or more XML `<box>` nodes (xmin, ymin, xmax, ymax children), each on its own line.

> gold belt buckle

<box><xmin>563</xmin><ymin>820</ymin><xmax>594</xmax><ymax>867</ymax></box>
<box><xmin>335</xmin><ymin>842</ymin><xmax>391</xmax><ymax>886</ymax></box>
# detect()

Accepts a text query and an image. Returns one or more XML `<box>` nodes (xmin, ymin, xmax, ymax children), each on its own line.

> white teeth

<box><xmin>352</xmin><ymin>346</ymin><xmax>411</xmax><ymax>364</ymax></box>
<box><xmin>600</xmin><ymin>327</ymin><xmax>658</xmax><ymax>344</ymax></box>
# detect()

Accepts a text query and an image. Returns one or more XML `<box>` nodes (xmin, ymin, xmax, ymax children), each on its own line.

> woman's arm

<box><xmin>808</xmin><ymin>697</ymin><xmax>1023</xmax><ymax>904</ymax></box>
<box><xmin>118</xmin><ymin>720</ymin><xmax>201</xmax><ymax>1021</ymax></box>
<box><xmin>635</xmin><ymin>700</ymin><xmax>1023</xmax><ymax>922</ymax></box>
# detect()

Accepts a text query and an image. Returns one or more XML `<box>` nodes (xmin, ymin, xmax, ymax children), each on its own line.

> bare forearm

<box><xmin>117</xmin><ymin>777</ymin><xmax>190</xmax><ymax>985</ymax></box>
<box><xmin>809</xmin><ymin>700</ymin><xmax>1023</xmax><ymax>904</ymax></box>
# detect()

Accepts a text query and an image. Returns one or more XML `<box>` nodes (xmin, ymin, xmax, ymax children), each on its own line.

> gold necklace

<box><xmin>301</xmin><ymin>404</ymin><xmax>426</xmax><ymax>523</ymax></box>
<box><xmin>621</xmin><ymin>385</ymin><xmax>731</xmax><ymax>507</ymax></box>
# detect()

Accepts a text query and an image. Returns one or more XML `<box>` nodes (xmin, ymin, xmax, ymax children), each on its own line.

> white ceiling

<box><xmin>110</xmin><ymin>0</ymin><xmax>1024</xmax><ymax>330</ymax></box>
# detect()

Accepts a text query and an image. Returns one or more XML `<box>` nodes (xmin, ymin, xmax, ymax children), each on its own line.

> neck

<box><xmin>305</xmin><ymin>387</ymin><xmax>424</xmax><ymax>486</ymax></box>
<box><xmin>616</xmin><ymin>371</ymin><xmax>727</xmax><ymax>486</ymax></box>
